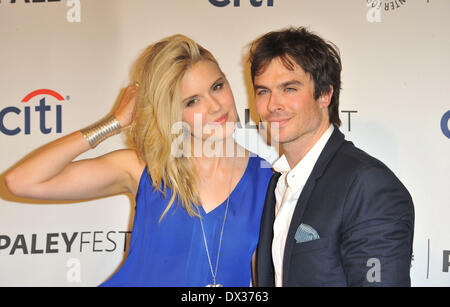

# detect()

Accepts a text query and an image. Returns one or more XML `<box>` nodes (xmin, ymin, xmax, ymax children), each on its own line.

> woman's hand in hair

<box><xmin>114</xmin><ymin>84</ymin><xmax>138</xmax><ymax>128</ymax></box>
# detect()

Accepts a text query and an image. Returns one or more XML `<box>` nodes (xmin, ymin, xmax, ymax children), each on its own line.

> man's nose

<box><xmin>266</xmin><ymin>92</ymin><xmax>283</xmax><ymax>113</ymax></box>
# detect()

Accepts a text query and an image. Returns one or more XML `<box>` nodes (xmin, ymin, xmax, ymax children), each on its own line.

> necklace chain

<box><xmin>196</xmin><ymin>157</ymin><xmax>236</xmax><ymax>287</ymax></box>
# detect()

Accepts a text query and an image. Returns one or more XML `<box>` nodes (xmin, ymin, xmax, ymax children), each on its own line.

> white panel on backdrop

<box><xmin>0</xmin><ymin>0</ymin><xmax>449</xmax><ymax>286</ymax></box>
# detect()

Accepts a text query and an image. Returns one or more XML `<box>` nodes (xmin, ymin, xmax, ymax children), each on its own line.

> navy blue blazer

<box><xmin>256</xmin><ymin>127</ymin><xmax>414</xmax><ymax>287</ymax></box>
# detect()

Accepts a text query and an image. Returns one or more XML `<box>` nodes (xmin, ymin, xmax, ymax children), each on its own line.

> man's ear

<box><xmin>319</xmin><ymin>85</ymin><xmax>333</xmax><ymax>109</ymax></box>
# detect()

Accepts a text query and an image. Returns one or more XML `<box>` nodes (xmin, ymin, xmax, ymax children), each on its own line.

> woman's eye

<box><xmin>186</xmin><ymin>99</ymin><xmax>198</xmax><ymax>107</ymax></box>
<box><xmin>213</xmin><ymin>82</ymin><xmax>224</xmax><ymax>91</ymax></box>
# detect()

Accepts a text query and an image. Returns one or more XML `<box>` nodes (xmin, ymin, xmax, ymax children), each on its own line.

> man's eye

<box><xmin>285</xmin><ymin>87</ymin><xmax>297</xmax><ymax>92</ymax></box>
<box><xmin>256</xmin><ymin>89</ymin><xmax>268</xmax><ymax>95</ymax></box>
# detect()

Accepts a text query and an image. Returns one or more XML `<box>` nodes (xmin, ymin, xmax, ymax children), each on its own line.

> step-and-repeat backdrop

<box><xmin>0</xmin><ymin>0</ymin><xmax>449</xmax><ymax>287</ymax></box>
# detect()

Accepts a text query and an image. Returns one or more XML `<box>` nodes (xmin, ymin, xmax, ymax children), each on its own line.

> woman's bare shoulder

<box><xmin>101</xmin><ymin>149</ymin><xmax>146</xmax><ymax>189</ymax></box>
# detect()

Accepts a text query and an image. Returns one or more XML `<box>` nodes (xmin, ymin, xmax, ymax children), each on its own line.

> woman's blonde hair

<box><xmin>129</xmin><ymin>34</ymin><xmax>219</xmax><ymax>221</ymax></box>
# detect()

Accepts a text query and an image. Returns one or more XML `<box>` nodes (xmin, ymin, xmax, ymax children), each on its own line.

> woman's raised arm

<box><xmin>4</xmin><ymin>85</ymin><xmax>144</xmax><ymax>201</ymax></box>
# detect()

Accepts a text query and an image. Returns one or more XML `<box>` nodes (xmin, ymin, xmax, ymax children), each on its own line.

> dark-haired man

<box><xmin>250</xmin><ymin>28</ymin><xmax>414</xmax><ymax>287</ymax></box>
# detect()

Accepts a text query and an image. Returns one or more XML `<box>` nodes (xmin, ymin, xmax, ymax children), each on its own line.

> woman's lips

<box><xmin>210</xmin><ymin>113</ymin><xmax>228</xmax><ymax>125</ymax></box>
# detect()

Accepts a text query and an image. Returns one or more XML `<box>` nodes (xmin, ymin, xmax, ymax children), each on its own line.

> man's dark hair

<box><xmin>249</xmin><ymin>27</ymin><xmax>342</xmax><ymax>126</ymax></box>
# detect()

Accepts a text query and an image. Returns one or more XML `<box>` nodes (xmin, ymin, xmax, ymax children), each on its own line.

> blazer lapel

<box><xmin>282</xmin><ymin>126</ymin><xmax>346</xmax><ymax>285</ymax></box>
<box><xmin>256</xmin><ymin>171</ymin><xmax>281</xmax><ymax>286</ymax></box>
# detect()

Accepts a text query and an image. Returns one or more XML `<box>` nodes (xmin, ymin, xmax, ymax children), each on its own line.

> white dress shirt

<box><xmin>272</xmin><ymin>125</ymin><xmax>334</xmax><ymax>287</ymax></box>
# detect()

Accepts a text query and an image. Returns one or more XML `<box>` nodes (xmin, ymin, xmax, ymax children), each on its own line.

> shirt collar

<box><xmin>273</xmin><ymin>125</ymin><xmax>334</xmax><ymax>192</ymax></box>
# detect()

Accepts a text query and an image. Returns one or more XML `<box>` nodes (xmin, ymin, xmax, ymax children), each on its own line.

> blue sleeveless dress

<box><xmin>100</xmin><ymin>155</ymin><xmax>273</xmax><ymax>287</ymax></box>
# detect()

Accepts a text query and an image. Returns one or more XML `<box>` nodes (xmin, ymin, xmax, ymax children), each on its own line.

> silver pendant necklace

<box><xmin>196</xmin><ymin>157</ymin><xmax>236</xmax><ymax>287</ymax></box>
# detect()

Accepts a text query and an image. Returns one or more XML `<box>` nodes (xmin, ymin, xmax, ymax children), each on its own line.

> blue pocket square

<box><xmin>295</xmin><ymin>223</ymin><xmax>320</xmax><ymax>243</ymax></box>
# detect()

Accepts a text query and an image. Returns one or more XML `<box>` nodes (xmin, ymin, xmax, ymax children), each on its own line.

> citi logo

<box><xmin>0</xmin><ymin>89</ymin><xmax>67</xmax><ymax>136</ymax></box>
<box><xmin>209</xmin><ymin>0</ymin><xmax>274</xmax><ymax>7</ymax></box>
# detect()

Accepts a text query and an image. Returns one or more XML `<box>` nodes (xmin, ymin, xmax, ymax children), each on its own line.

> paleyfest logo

<box><xmin>366</xmin><ymin>0</ymin><xmax>433</xmax><ymax>23</ymax></box>
<box><xmin>0</xmin><ymin>0</ymin><xmax>81</xmax><ymax>23</ymax></box>
<box><xmin>366</xmin><ymin>0</ymin><xmax>407</xmax><ymax>23</ymax></box>
<box><xmin>0</xmin><ymin>230</ymin><xmax>131</xmax><ymax>284</ymax></box>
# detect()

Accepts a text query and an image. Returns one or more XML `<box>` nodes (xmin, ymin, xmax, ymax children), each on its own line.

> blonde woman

<box><xmin>4</xmin><ymin>34</ymin><xmax>273</xmax><ymax>287</ymax></box>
